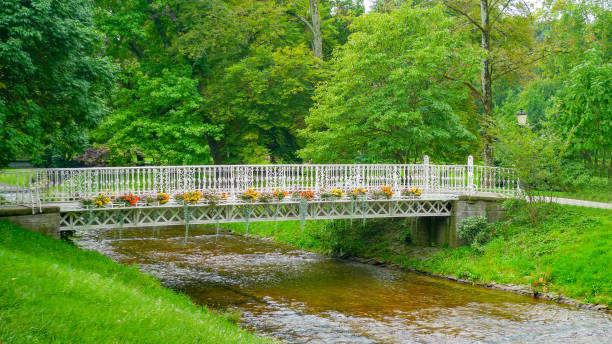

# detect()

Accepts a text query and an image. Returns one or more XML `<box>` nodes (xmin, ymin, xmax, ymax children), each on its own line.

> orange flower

<box><xmin>300</xmin><ymin>190</ymin><xmax>315</xmax><ymax>200</ymax></box>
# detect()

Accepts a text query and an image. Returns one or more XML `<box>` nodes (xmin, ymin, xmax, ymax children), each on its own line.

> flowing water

<box><xmin>76</xmin><ymin>226</ymin><xmax>612</xmax><ymax>343</ymax></box>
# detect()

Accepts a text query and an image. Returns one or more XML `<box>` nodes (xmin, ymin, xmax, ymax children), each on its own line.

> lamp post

<box><xmin>516</xmin><ymin>108</ymin><xmax>528</xmax><ymax>126</ymax></box>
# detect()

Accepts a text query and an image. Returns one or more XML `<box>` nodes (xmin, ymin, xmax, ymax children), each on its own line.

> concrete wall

<box><xmin>410</xmin><ymin>196</ymin><xmax>505</xmax><ymax>247</ymax></box>
<box><xmin>0</xmin><ymin>206</ymin><xmax>61</xmax><ymax>239</ymax></box>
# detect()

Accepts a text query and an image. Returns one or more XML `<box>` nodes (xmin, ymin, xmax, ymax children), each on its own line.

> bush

<box><xmin>501</xmin><ymin>198</ymin><xmax>523</xmax><ymax>214</ymax></box>
<box><xmin>458</xmin><ymin>216</ymin><xmax>496</xmax><ymax>253</ymax></box>
<box><xmin>457</xmin><ymin>216</ymin><xmax>488</xmax><ymax>243</ymax></box>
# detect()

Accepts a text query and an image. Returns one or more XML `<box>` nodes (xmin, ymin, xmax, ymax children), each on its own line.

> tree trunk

<box><xmin>480</xmin><ymin>0</ymin><xmax>494</xmax><ymax>165</ymax></box>
<box><xmin>309</xmin><ymin>0</ymin><xmax>323</xmax><ymax>59</ymax></box>
<box><xmin>207</xmin><ymin>136</ymin><xmax>225</xmax><ymax>164</ymax></box>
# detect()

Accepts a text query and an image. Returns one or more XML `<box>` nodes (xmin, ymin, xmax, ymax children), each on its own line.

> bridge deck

<box><xmin>58</xmin><ymin>194</ymin><xmax>459</xmax><ymax>230</ymax></box>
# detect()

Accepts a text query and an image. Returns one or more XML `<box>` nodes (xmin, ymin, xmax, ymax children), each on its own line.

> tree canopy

<box><xmin>0</xmin><ymin>0</ymin><xmax>610</xmax><ymax>177</ymax></box>
<box><xmin>0</xmin><ymin>0</ymin><xmax>114</xmax><ymax>167</ymax></box>
<box><xmin>299</xmin><ymin>3</ymin><xmax>481</xmax><ymax>163</ymax></box>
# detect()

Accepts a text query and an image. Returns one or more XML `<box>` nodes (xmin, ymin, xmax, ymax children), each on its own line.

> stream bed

<box><xmin>76</xmin><ymin>226</ymin><xmax>612</xmax><ymax>343</ymax></box>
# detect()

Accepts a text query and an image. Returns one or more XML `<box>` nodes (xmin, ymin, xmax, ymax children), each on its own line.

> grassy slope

<box><xmin>226</xmin><ymin>204</ymin><xmax>612</xmax><ymax>306</ymax></box>
<box><xmin>0</xmin><ymin>220</ymin><xmax>271</xmax><ymax>344</ymax></box>
<box><xmin>548</xmin><ymin>190</ymin><xmax>612</xmax><ymax>203</ymax></box>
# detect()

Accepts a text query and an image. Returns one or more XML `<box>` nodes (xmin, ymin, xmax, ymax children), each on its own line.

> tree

<box><xmin>495</xmin><ymin>1</ymin><xmax>612</xmax><ymax>173</ymax></box>
<box><xmin>442</xmin><ymin>0</ymin><xmax>547</xmax><ymax>165</ymax></box>
<box><xmin>495</xmin><ymin>118</ymin><xmax>564</xmax><ymax>224</ymax></box>
<box><xmin>299</xmin><ymin>2</ymin><xmax>482</xmax><ymax>163</ymax></box>
<box><xmin>0</xmin><ymin>0</ymin><xmax>115</xmax><ymax>167</ymax></box>
<box><xmin>548</xmin><ymin>48</ymin><xmax>612</xmax><ymax>173</ymax></box>
<box><xmin>91</xmin><ymin>63</ymin><xmax>222</xmax><ymax>165</ymax></box>
<box><xmin>205</xmin><ymin>44</ymin><xmax>323</xmax><ymax>163</ymax></box>
<box><xmin>286</xmin><ymin>0</ymin><xmax>325</xmax><ymax>59</ymax></box>
<box><xmin>91</xmin><ymin>0</ymin><xmax>359</xmax><ymax>165</ymax></box>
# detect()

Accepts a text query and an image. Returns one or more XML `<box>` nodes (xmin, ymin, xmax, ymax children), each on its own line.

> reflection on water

<box><xmin>76</xmin><ymin>226</ymin><xmax>612</xmax><ymax>344</ymax></box>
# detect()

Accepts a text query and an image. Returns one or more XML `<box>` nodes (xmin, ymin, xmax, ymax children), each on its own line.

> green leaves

<box><xmin>0</xmin><ymin>0</ymin><xmax>115</xmax><ymax>167</ymax></box>
<box><xmin>93</xmin><ymin>64</ymin><xmax>221</xmax><ymax>165</ymax></box>
<box><xmin>89</xmin><ymin>0</ymin><xmax>360</xmax><ymax>165</ymax></box>
<box><xmin>549</xmin><ymin>47</ymin><xmax>612</xmax><ymax>157</ymax></box>
<box><xmin>207</xmin><ymin>44</ymin><xmax>322</xmax><ymax>163</ymax></box>
<box><xmin>299</xmin><ymin>3</ymin><xmax>481</xmax><ymax>163</ymax></box>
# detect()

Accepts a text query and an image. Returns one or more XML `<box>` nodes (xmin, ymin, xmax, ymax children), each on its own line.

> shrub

<box><xmin>457</xmin><ymin>216</ymin><xmax>488</xmax><ymax>244</ymax></box>
<box><xmin>470</xmin><ymin>230</ymin><xmax>491</xmax><ymax>254</ymax></box>
<box><xmin>457</xmin><ymin>216</ymin><xmax>497</xmax><ymax>253</ymax></box>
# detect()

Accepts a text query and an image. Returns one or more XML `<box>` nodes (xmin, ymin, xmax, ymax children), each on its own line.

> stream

<box><xmin>76</xmin><ymin>226</ymin><xmax>612</xmax><ymax>344</ymax></box>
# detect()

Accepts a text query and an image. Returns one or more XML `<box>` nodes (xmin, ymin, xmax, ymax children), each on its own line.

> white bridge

<box><xmin>0</xmin><ymin>156</ymin><xmax>519</xmax><ymax>231</ymax></box>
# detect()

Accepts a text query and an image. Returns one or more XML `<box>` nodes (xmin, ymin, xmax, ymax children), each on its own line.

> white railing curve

<box><xmin>0</xmin><ymin>156</ymin><xmax>520</xmax><ymax>204</ymax></box>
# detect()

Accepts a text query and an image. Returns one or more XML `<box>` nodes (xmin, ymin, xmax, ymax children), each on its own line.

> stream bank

<box><xmin>76</xmin><ymin>224</ymin><xmax>612</xmax><ymax>343</ymax></box>
<box><xmin>223</xmin><ymin>203</ymin><xmax>612</xmax><ymax>310</ymax></box>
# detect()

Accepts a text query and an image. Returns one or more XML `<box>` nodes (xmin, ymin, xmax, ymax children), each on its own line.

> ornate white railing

<box><xmin>0</xmin><ymin>156</ymin><xmax>519</xmax><ymax>204</ymax></box>
<box><xmin>0</xmin><ymin>169</ymin><xmax>40</xmax><ymax>211</ymax></box>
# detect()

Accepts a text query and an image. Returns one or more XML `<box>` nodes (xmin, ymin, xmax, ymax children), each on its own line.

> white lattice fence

<box><xmin>59</xmin><ymin>198</ymin><xmax>455</xmax><ymax>230</ymax></box>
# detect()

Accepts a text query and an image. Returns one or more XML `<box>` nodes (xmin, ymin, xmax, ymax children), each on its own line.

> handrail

<box><xmin>0</xmin><ymin>156</ymin><xmax>520</xmax><ymax>203</ymax></box>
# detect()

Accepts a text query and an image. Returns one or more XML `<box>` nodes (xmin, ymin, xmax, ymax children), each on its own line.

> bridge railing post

<box><xmin>423</xmin><ymin>155</ymin><xmax>429</xmax><ymax>192</ymax></box>
<box><xmin>467</xmin><ymin>155</ymin><xmax>474</xmax><ymax>194</ymax></box>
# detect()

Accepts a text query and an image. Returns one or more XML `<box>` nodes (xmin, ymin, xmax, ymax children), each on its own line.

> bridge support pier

<box><xmin>410</xmin><ymin>195</ymin><xmax>505</xmax><ymax>247</ymax></box>
<box><xmin>0</xmin><ymin>206</ymin><xmax>61</xmax><ymax>239</ymax></box>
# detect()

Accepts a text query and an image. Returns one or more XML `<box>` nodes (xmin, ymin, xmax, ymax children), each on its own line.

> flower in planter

<box><xmin>380</xmin><ymin>186</ymin><xmax>394</xmax><ymax>198</ymax></box>
<box><xmin>272</xmin><ymin>189</ymin><xmax>289</xmax><ymax>201</ymax></box>
<box><xmin>240</xmin><ymin>188</ymin><xmax>260</xmax><ymax>202</ymax></box>
<box><xmin>320</xmin><ymin>191</ymin><xmax>333</xmax><ymax>199</ymax></box>
<box><xmin>369</xmin><ymin>189</ymin><xmax>385</xmax><ymax>199</ymax></box>
<box><xmin>331</xmin><ymin>189</ymin><xmax>344</xmax><ymax>198</ymax></box>
<box><xmin>81</xmin><ymin>193</ymin><xmax>111</xmax><ymax>208</ymax></box>
<box><xmin>157</xmin><ymin>192</ymin><xmax>170</xmax><ymax>204</ymax></box>
<box><xmin>118</xmin><ymin>193</ymin><xmax>139</xmax><ymax>206</ymax></box>
<box><xmin>144</xmin><ymin>194</ymin><xmax>157</xmax><ymax>205</ymax></box>
<box><xmin>182</xmin><ymin>191</ymin><xmax>202</xmax><ymax>204</ymax></box>
<box><xmin>401</xmin><ymin>187</ymin><xmax>422</xmax><ymax>197</ymax></box>
<box><xmin>202</xmin><ymin>191</ymin><xmax>223</xmax><ymax>205</ymax></box>
<box><xmin>349</xmin><ymin>188</ymin><xmax>367</xmax><ymax>200</ymax></box>
<box><xmin>174</xmin><ymin>193</ymin><xmax>185</xmax><ymax>202</ymax></box>
<box><xmin>300</xmin><ymin>190</ymin><xmax>315</xmax><ymax>201</ymax></box>
<box><xmin>258</xmin><ymin>192</ymin><xmax>274</xmax><ymax>203</ymax></box>
<box><xmin>321</xmin><ymin>189</ymin><xmax>344</xmax><ymax>199</ymax></box>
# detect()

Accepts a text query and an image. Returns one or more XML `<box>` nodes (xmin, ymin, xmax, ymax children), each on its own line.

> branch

<box><xmin>286</xmin><ymin>11</ymin><xmax>315</xmax><ymax>37</ymax></box>
<box><xmin>493</xmin><ymin>49</ymin><xmax>565</xmax><ymax>78</ymax></box>
<box><xmin>148</xmin><ymin>0</ymin><xmax>169</xmax><ymax>49</ymax></box>
<box><xmin>489</xmin><ymin>0</ymin><xmax>513</xmax><ymax>25</ymax></box>
<box><xmin>128</xmin><ymin>40</ymin><xmax>143</xmax><ymax>59</ymax></box>
<box><xmin>443</xmin><ymin>2</ymin><xmax>485</xmax><ymax>33</ymax></box>
<box><xmin>444</xmin><ymin>73</ymin><xmax>482</xmax><ymax>98</ymax></box>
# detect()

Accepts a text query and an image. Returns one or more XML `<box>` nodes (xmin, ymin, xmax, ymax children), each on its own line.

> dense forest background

<box><xmin>1</xmin><ymin>0</ymin><xmax>611</xmax><ymax>190</ymax></box>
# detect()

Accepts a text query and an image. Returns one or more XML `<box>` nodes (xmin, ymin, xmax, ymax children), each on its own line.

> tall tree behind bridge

<box><xmin>0</xmin><ymin>0</ymin><xmax>115</xmax><ymax>167</ymax></box>
<box><xmin>91</xmin><ymin>0</ymin><xmax>362</xmax><ymax>165</ymax></box>
<box><xmin>299</xmin><ymin>3</ymin><xmax>482</xmax><ymax>163</ymax></box>
<box><xmin>442</xmin><ymin>0</ymin><xmax>551</xmax><ymax>165</ymax></box>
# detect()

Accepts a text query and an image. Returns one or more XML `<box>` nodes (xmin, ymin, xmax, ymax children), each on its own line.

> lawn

<box><xmin>0</xmin><ymin>220</ymin><xmax>272</xmax><ymax>344</ymax></box>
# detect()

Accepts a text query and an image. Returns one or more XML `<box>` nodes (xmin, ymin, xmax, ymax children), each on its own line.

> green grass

<box><xmin>225</xmin><ymin>204</ymin><xmax>612</xmax><ymax>306</ymax></box>
<box><xmin>0</xmin><ymin>220</ymin><xmax>272</xmax><ymax>344</ymax></box>
<box><xmin>546</xmin><ymin>189</ymin><xmax>612</xmax><ymax>203</ymax></box>
<box><xmin>408</xmin><ymin>205</ymin><xmax>612</xmax><ymax>305</ymax></box>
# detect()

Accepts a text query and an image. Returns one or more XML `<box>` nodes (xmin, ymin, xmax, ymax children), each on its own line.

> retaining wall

<box><xmin>0</xmin><ymin>206</ymin><xmax>61</xmax><ymax>239</ymax></box>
